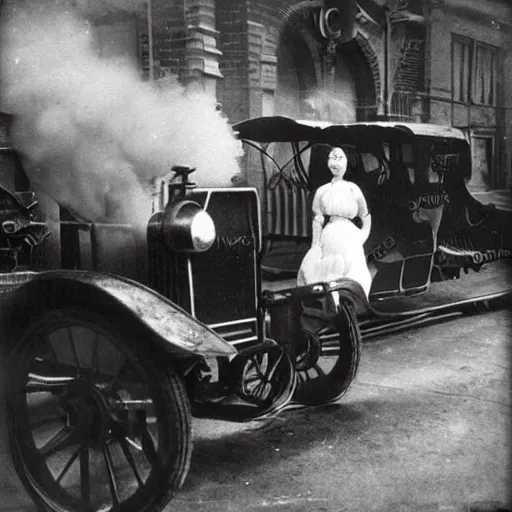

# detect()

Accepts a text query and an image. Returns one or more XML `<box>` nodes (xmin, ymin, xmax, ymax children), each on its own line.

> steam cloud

<box><xmin>74</xmin><ymin>0</ymin><xmax>147</xmax><ymax>17</ymax></box>
<box><xmin>305</xmin><ymin>89</ymin><xmax>355</xmax><ymax>123</ymax></box>
<box><xmin>0</xmin><ymin>1</ymin><xmax>243</xmax><ymax>227</ymax></box>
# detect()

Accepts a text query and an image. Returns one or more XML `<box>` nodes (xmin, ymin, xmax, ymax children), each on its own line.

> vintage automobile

<box><xmin>0</xmin><ymin>113</ymin><xmax>510</xmax><ymax>512</ymax></box>
<box><xmin>233</xmin><ymin>116</ymin><xmax>512</xmax><ymax>298</ymax></box>
<box><xmin>0</xmin><ymin>119</ymin><xmax>363</xmax><ymax>510</ymax></box>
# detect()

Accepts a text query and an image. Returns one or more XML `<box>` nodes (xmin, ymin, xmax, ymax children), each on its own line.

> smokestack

<box><xmin>0</xmin><ymin>0</ymin><xmax>243</xmax><ymax>229</ymax></box>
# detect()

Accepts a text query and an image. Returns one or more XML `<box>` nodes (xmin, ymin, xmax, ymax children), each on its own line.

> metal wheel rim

<box><xmin>10</xmin><ymin>314</ymin><xmax>175</xmax><ymax>511</ymax></box>
<box><xmin>294</xmin><ymin>327</ymin><xmax>340</xmax><ymax>387</ymax></box>
<box><xmin>234</xmin><ymin>346</ymin><xmax>291</xmax><ymax>408</ymax></box>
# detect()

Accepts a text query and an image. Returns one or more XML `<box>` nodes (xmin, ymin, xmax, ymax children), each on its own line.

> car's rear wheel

<box><xmin>292</xmin><ymin>295</ymin><xmax>362</xmax><ymax>406</ymax></box>
<box><xmin>6</xmin><ymin>307</ymin><xmax>192</xmax><ymax>512</ymax></box>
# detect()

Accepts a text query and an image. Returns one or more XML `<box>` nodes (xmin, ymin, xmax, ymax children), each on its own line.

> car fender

<box><xmin>262</xmin><ymin>277</ymin><xmax>369</xmax><ymax>344</ymax></box>
<box><xmin>0</xmin><ymin>270</ymin><xmax>236</xmax><ymax>358</ymax></box>
<box><xmin>328</xmin><ymin>278</ymin><xmax>369</xmax><ymax>314</ymax></box>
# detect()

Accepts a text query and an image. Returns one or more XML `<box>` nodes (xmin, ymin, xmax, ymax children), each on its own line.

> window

<box><xmin>473</xmin><ymin>43</ymin><xmax>496</xmax><ymax>105</ymax></box>
<box><xmin>452</xmin><ymin>35</ymin><xmax>498</xmax><ymax>106</ymax></box>
<box><xmin>360</xmin><ymin>153</ymin><xmax>381</xmax><ymax>174</ymax></box>
<box><xmin>383</xmin><ymin>143</ymin><xmax>391</xmax><ymax>161</ymax></box>
<box><xmin>401</xmin><ymin>143</ymin><xmax>415</xmax><ymax>184</ymax></box>
<box><xmin>468</xmin><ymin>135</ymin><xmax>493</xmax><ymax>191</ymax></box>
<box><xmin>452</xmin><ymin>36</ymin><xmax>471</xmax><ymax>103</ymax></box>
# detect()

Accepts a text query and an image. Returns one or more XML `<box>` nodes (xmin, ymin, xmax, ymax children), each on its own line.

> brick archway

<box><xmin>250</xmin><ymin>1</ymin><xmax>381</xmax><ymax>120</ymax></box>
<box><xmin>248</xmin><ymin>0</ymin><xmax>322</xmax><ymax>33</ymax></box>
<box><xmin>275</xmin><ymin>27</ymin><xmax>319</xmax><ymax>118</ymax></box>
<box><xmin>355</xmin><ymin>32</ymin><xmax>381</xmax><ymax>111</ymax></box>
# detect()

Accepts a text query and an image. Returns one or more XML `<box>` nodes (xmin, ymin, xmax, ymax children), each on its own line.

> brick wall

<box><xmin>428</xmin><ymin>0</ymin><xmax>512</xmax><ymax>188</ymax></box>
<box><xmin>151</xmin><ymin>0</ymin><xmax>187</xmax><ymax>78</ymax></box>
<box><xmin>393</xmin><ymin>25</ymin><xmax>425</xmax><ymax>93</ymax></box>
<box><xmin>215</xmin><ymin>0</ymin><xmax>250</xmax><ymax>122</ymax></box>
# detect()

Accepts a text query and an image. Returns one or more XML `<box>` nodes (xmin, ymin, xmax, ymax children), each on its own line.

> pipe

<box><xmin>147</xmin><ymin>0</ymin><xmax>154</xmax><ymax>81</ymax></box>
<box><xmin>384</xmin><ymin>8</ymin><xmax>390</xmax><ymax>119</ymax></box>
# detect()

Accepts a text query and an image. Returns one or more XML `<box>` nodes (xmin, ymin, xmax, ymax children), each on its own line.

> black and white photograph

<box><xmin>0</xmin><ymin>0</ymin><xmax>510</xmax><ymax>511</ymax></box>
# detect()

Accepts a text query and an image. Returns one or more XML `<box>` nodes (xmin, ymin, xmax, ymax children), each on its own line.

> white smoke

<box><xmin>305</xmin><ymin>88</ymin><xmax>355</xmax><ymax>124</ymax></box>
<box><xmin>0</xmin><ymin>1</ymin><xmax>243</xmax><ymax>227</ymax></box>
<box><xmin>74</xmin><ymin>0</ymin><xmax>147</xmax><ymax>17</ymax></box>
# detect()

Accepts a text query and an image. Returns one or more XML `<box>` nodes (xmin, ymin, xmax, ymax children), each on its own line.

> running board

<box><xmin>360</xmin><ymin>290</ymin><xmax>512</xmax><ymax>340</ymax></box>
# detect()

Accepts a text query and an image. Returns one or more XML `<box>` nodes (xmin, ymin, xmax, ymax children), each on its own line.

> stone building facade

<box><xmin>143</xmin><ymin>0</ymin><xmax>512</xmax><ymax>190</ymax></box>
<box><xmin>425</xmin><ymin>0</ymin><xmax>512</xmax><ymax>190</ymax></box>
<box><xmin>2</xmin><ymin>0</ymin><xmax>512</xmax><ymax>189</ymax></box>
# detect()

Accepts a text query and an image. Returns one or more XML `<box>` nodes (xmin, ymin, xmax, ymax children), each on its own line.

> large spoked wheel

<box><xmin>231</xmin><ymin>343</ymin><xmax>295</xmax><ymax>417</ymax></box>
<box><xmin>6</xmin><ymin>308</ymin><xmax>192</xmax><ymax>512</ymax></box>
<box><xmin>292</xmin><ymin>296</ymin><xmax>362</xmax><ymax>406</ymax></box>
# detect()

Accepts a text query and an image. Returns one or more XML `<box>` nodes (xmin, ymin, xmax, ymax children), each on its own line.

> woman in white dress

<box><xmin>297</xmin><ymin>146</ymin><xmax>372</xmax><ymax>297</ymax></box>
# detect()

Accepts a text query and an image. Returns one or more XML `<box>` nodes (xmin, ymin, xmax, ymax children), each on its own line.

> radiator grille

<box><xmin>147</xmin><ymin>186</ymin><xmax>262</xmax><ymax>328</ymax></box>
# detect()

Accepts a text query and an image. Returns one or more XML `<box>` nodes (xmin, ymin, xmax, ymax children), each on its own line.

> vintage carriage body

<box><xmin>0</xmin><ymin>114</ymin><xmax>510</xmax><ymax>512</ymax></box>
<box><xmin>234</xmin><ymin>116</ymin><xmax>512</xmax><ymax>300</ymax></box>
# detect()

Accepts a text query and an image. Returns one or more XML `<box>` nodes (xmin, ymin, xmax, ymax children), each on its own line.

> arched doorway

<box><xmin>274</xmin><ymin>22</ymin><xmax>378</xmax><ymax>122</ymax></box>
<box><xmin>337</xmin><ymin>35</ymin><xmax>379</xmax><ymax>121</ymax></box>
<box><xmin>275</xmin><ymin>27</ymin><xmax>317</xmax><ymax>120</ymax></box>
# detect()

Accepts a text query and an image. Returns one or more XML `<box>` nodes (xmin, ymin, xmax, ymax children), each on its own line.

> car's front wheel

<box><xmin>6</xmin><ymin>307</ymin><xmax>192</xmax><ymax>512</ymax></box>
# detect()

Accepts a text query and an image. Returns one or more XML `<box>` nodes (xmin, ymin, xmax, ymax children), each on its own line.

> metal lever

<box><xmin>170</xmin><ymin>165</ymin><xmax>197</xmax><ymax>197</ymax></box>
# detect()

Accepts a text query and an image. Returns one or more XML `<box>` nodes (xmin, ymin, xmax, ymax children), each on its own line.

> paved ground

<box><xmin>172</xmin><ymin>259</ymin><xmax>512</xmax><ymax>511</ymax></box>
<box><xmin>171</xmin><ymin>302</ymin><xmax>511</xmax><ymax>512</ymax></box>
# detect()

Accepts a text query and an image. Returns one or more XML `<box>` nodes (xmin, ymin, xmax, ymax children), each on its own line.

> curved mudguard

<box><xmin>261</xmin><ymin>277</ymin><xmax>368</xmax><ymax>355</ymax></box>
<box><xmin>297</xmin><ymin>279</ymin><xmax>368</xmax><ymax>334</ymax></box>
<box><xmin>263</xmin><ymin>277</ymin><xmax>369</xmax><ymax>315</ymax></box>
<box><xmin>0</xmin><ymin>270</ymin><xmax>236</xmax><ymax>358</ymax></box>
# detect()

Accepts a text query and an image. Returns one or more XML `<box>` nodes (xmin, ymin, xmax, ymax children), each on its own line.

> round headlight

<box><xmin>161</xmin><ymin>200</ymin><xmax>216</xmax><ymax>252</ymax></box>
<box><xmin>190</xmin><ymin>210</ymin><xmax>216</xmax><ymax>251</ymax></box>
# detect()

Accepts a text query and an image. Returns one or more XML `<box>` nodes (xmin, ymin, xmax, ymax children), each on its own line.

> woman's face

<box><xmin>328</xmin><ymin>147</ymin><xmax>347</xmax><ymax>177</ymax></box>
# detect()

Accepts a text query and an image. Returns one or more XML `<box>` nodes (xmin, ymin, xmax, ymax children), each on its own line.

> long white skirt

<box><xmin>297</xmin><ymin>218</ymin><xmax>371</xmax><ymax>297</ymax></box>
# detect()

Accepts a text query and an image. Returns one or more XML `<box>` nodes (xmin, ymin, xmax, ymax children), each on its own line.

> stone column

<box><xmin>260</xmin><ymin>26</ymin><xmax>278</xmax><ymax>117</ymax></box>
<box><xmin>150</xmin><ymin>0</ymin><xmax>188</xmax><ymax>79</ymax></box>
<box><xmin>184</xmin><ymin>0</ymin><xmax>223</xmax><ymax>97</ymax></box>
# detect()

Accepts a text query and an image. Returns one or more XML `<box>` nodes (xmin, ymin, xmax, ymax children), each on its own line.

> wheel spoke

<box><xmin>251</xmin><ymin>380</ymin><xmax>267</xmax><ymax>400</ymax></box>
<box><xmin>313</xmin><ymin>364</ymin><xmax>326</xmax><ymax>378</ymax></box>
<box><xmin>106</xmin><ymin>360</ymin><xmax>129</xmax><ymax>394</ymax></box>
<box><xmin>244</xmin><ymin>375</ymin><xmax>262</xmax><ymax>384</ymax></box>
<box><xmin>45</xmin><ymin>338</ymin><xmax>60</xmax><ymax>364</ymax></box>
<box><xmin>67</xmin><ymin>327</ymin><xmax>81</xmax><ymax>377</ymax></box>
<box><xmin>56</xmin><ymin>446</ymin><xmax>81</xmax><ymax>484</ymax></box>
<box><xmin>25</xmin><ymin>373</ymin><xmax>76</xmax><ymax>393</ymax></box>
<box><xmin>247</xmin><ymin>354</ymin><xmax>280</xmax><ymax>401</ymax></box>
<box><xmin>141</xmin><ymin>429</ymin><xmax>159</xmax><ymax>468</ymax></box>
<box><xmin>40</xmin><ymin>426</ymin><xmax>81</xmax><ymax>457</ymax></box>
<box><xmin>296</xmin><ymin>352</ymin><xmax>307</xmax><ymax>366</ymax></box>
<box><xmin>124</xmin><ymin>436</ymin><xmax>143</xmax><ymax>452</ymax></box>
<box><xmin>91</xmin><ymin>332</ymin><xmax>100</xmax><ymax>375</ymax></box>
<box><xmin>320</xmin><ymin>345</ymin><xmax>340</xmax><ymax>357</ymax></box>
<box><xmin>108</xmin><ymin>398</ymin><xmax>153</xmax><ymax>411</ymax></box>
<box><xmin>25</xmin><ymin>383</ymin><xmax>68</xmax><ymax>394</ymax></box>
<box><xmin>80</xmin><ymin>444</ymin><xmax>91</xmax><ymax>508</ymax></box>
<box><xmin>300</xmin><ymin>369</ymin><xmax>313</xmax><ymax>382</ymax></box>
<box><xmin>10</xmin><ymin>309</ymin><xmax>190</xmax><ymax>512</ymax></box>
<box><xmin>250</xmin><ymin>356</ymin><xmax>267</xmax><ymax>380</ymax></box>
<box><xmin>137</xmin><ymin>411</ymin><xmax>161</xmax><ymax>470</ymax></box>
<box><xmin>119</xmin><ymin>437</ymin><xmax>144</xmax><ymax>487</ymax></box>
<box><xmin>263</xmin><ymin>353</ymin><xmax>284</xmax><ymax>383</ymax></box>
<box><xmin>103</xmin><ymin>444</ymin><xmax>120</xmax><ymax>507</ymax></box>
